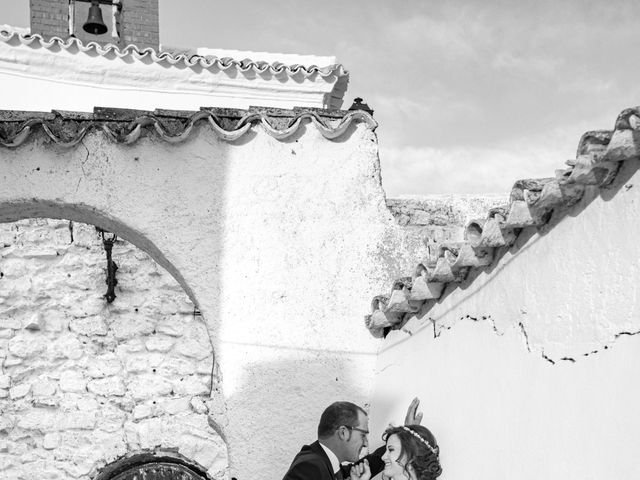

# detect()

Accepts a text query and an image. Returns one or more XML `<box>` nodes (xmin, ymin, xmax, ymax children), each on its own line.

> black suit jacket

<box><xmin>282</xmin><ymin>441</ymin><xmax>385</xmax><ymax>480</ymax></box>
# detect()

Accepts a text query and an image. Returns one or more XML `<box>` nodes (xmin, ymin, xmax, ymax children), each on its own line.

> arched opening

<box><xmin>95</xmin><ymin>452</ymin><xmax>212</xmax><ymax>480</ymax></box>
<box><xmin>0</xmin><ymin>217</ymin><xmax>228</xmax><ymax>479</ymax></box>
<box><xmin>0</xmin><ymin>200</ymin><xmax>198</xmax><ymax>307</ymax></box>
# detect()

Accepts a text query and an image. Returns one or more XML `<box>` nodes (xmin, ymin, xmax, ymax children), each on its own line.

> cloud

<box><xmin>377</xmin><ymin>122</ymin><xmax>595</xmax><ymax>196</ymax></box>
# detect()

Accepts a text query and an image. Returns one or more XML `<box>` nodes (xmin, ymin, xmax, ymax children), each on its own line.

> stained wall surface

<box><xmin>369</xmin><ymin>159</ymin><xmax>640</xmax><ymax>479</ymax></box>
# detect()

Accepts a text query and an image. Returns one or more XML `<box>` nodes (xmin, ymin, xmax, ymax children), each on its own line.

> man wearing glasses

<box><xmin>282</xmin><ymin>399</ymin><xmax>421</xmax><ymax>480</ymax></box>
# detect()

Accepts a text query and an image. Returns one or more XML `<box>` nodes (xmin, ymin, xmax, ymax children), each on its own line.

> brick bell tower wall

<box><xmin>29</xmin><ymin>0</ymin><xmax>159</xmax><ymax>50</ymax></box>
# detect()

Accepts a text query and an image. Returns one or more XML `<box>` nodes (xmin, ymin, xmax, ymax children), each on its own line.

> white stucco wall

<box><xmin>369</xmin><ymin>159</ymin><xmax>640</xmax><ymax>479</ymax></box>
<box><xmin>0</xmin><ymin>27</ymin><xmax>346</xmax><ymax>112</ymax></box>
<box><xmin>0</xmin><ymin>121</ymin><xmax>428</xmax><ymax>480</ymax></box>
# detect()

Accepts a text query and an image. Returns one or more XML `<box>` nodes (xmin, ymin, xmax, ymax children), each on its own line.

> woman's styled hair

<box><xmin>383</xmin><ymin>425</ymin><xmax>442</xmax><ymax>480</ymax></box>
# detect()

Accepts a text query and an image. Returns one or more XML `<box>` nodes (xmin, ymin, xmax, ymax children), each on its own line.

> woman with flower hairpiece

<box><xmin>349</xmin><ymin>424</ymin><xmax>442</xmax><ymax>480</ymax></box>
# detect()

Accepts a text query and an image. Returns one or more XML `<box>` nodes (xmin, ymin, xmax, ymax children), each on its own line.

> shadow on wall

<box><xmin>224</xmin><ymin>354</ymin><xmax>376</xmax><ymax>480</ymax></box>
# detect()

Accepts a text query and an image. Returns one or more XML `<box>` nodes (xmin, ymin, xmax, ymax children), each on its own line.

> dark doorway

<box><xmin>97</xmin><ymin>454</ymin><xmax>211</xmax><ymax>480</ymax></box>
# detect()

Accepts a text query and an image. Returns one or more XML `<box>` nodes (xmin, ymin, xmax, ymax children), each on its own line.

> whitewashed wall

<box><xmin>0</xmin><ymin>219</ymin><xmax>227</xmax><ymax>479</ymax></box>
<box><xmin>0</xmin><ymin>122</ymin><xmax>431</xmax><ymax>480</ymax></box>
<box><xmin>369</xmin><ymin>160</ymin><xmax>640</xmax><ymax>480</ymax></box>
<box><xmin>0</xmin><ymin>27</ymin><xmax>345</xmax><ymax>112</ymax></box>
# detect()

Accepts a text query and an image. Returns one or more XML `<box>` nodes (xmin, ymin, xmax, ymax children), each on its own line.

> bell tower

<box><xmin>29</xmin><ymin>0</ymin><xmax>159</xmax><ymax>50</ymax></box>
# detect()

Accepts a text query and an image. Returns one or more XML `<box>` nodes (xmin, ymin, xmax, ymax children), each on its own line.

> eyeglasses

<box><xmin>342</xmin><ymin>426</ymin><xmax>369</xmax><ymax>436</ymax></box>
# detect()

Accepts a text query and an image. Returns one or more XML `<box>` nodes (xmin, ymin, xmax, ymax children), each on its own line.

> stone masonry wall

<box><xmin>0</xmin><ymin>219</ymin><xmax>227</xmax><ymax>479</ymax></box>
<box><xmin>386</xmin><ymin>194</ymin><xmax>508</xmax><ymax>243</ymax></box>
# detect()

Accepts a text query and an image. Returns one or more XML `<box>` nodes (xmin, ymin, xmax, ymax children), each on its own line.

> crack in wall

<box><xmin>76</xmin><ymin>139</ymin><xmax>90</xmax><ymax>193</ymax></box>
<box><xmin>518</xmin><ymin>322</ymin><xmax>531</xmax><ymax>352</ymax></box>
<box><xmin>431</xmin><ymin>315</ymin><xmax>640</xmax><ymax>365</ymax></box>
<box><xmin>577</xmin><ymin>329</ymin><xmax>640</xmax><ymax>359</ymax></box>
<box><xmin>541</xmin><ymin>351</ymin><xmax>555</xmax><ymax>365</ymax></box>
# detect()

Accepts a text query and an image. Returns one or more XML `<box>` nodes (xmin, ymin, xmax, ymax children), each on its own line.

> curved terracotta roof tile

<box><xmin>0</xmin><ymin>107</ymin><xmax>377</xmax><ymax>148</ymax></box>
<box><xmin>364</xmin><ymin>111</ymin><xmax>637</xmax><ymax>337</ymax></box>
<box><xmin>0</xmin><ymin>30</ymin><xmax>348</xmax><ymax>80</ymax></box>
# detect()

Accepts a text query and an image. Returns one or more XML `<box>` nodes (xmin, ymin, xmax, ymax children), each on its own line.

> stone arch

<box><xmin>94</xmin><ymin>451</ymin><xmax>214</xmax><ymax>480</ymax></box>
<box><xmin>0</xmin><ymin>217</ymin><xmax>228</xmax><ymax>479</ymax></box>
<box><xmin>0</xmin><ymin>200</ymin><xmax>197</xmax><ymax>306</ymax></box>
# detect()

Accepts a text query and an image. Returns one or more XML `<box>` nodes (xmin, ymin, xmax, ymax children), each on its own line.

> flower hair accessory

<box><xmin>400</xmin><ymin>426</ymin><xmax>439</xmax><ymax>456</ymax></box>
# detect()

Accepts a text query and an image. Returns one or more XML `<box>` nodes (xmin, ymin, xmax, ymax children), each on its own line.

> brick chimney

<box><xmin>29</xmin><ymin>0</ymin><xmax>159</xmax><ymax>50</ymax></box>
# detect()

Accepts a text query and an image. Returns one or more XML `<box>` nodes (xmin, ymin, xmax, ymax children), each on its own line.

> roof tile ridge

<box><xmin>0</xmin><ymin>107</ymin><xmax>375</xmax><ymax>147</ymax></box>
<box><xmin>0</xmin><ymin>30</ymin><xmax>348</xmax><ymax>78</ymax></box>
<box><xmin>364</xmin><ymin>112</ymin><xmax>637</xmax><ymax>338</ymax></box>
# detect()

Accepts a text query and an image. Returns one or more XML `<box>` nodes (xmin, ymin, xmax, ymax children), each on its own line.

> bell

<box><xmin>83</xmin><ymin>1</ymin><xmax>108</xmax><ymax>35</ymax></box>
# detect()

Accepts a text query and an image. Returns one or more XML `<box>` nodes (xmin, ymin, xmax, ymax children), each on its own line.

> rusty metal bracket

<box><xmin>99</xmin><ymin>230</ymin><xmax>118</xmax><ymax>303</ymax></box>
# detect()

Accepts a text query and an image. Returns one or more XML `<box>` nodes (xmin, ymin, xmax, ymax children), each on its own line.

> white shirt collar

<box><xmin>319</xmin><ymin>441</ymin><xmax>341</xmax><ymax>474</ymax></box>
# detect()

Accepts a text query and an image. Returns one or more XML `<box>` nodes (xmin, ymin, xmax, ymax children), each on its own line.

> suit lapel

<box><xmin>310</xmin><ymin>441</ymin><xmax>337</xmax><ymax>480</ymax></box>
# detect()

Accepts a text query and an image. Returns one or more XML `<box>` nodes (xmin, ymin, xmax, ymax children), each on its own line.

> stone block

<box><xmin>109</xmin><ymin>317</ymin><xmax>155</xmax><ymax>340</ymax></box>
<box><xmin>0</xmin><ymin>374</ymin><xmax>10</xmax><ymax>389</ymax></box>
<box><xmin>87</xmin><ymin>377</ymin><xmax>126</xmax><ymax>396</ymax></box>
<box><xmin>196</xmin><ymin>359</ymin><xmax>214</xmax><ymax>375</ymax></box>
<box><xmin>31</xmin><ymin>379</ymin><xmax>57</xmax><ymax>397</ymax></box>
<box><xmin>173</xmin><ymin>376</ymin><xmax>210</xmax><ymax>396</ymax></box>
<box><xmin>133</xmin><ymin>404</ymin><xmax>154</xmax><ymax>420</ymax></box>
<box><xmin>23</xmin><ymin>313</ymin><xmax>44</xmax><ymax>331</ymax></box>
<box><xmin>123</xmin><ymin>421</ymin><xmax>141</xmax><ymax>449</ymax></box>
<box><xmin>86</xmin><ymin>353</ymin><xmax>122</xmax><ymax>378</ymax></box>
<box><xmin>9</xmin><ymin>382</ymin><xmax>31</xmax><ymax>399</ymax></box>
<box><xmin>156</xmin><ymin>317</ymin><xmax>186</xmax><ymax>337</ymax></box>
<box><xmin>42</xmin><ymin>310</ymin><xmax>67</xmax><ymax>333</ymax></box>
<box><xmin>59</xmin><ymin>370</ymin><xmax>87</xmax><ymax>393</ymax></box>
<box><xmin>175</xmin><ymin>337</ymin><xmax>212</xmax><ymax>360</ymax></box>
<box><xmin>128</xmin><ymin>374</ymin><xmax>173</xmax><ymax>400</ymax></box>
<box><xmin>136</xmin><ymin>417</ymin><xmax>165</xmax><ymax>449</ymax></box>
<box><xmin>0</xmin><ymin>415</ymin><xmax>14</xmax><ymax>433</ymax></box>
<box><xmin>145</xmin><ymin>334</ymin><xmax>175</xmax><ymax>352</ymax></box>
<box><xmin>117</xmin><ymin>338</ymin><xmax>145</xmax><ymax>354</ymax></box>
<box><xmin>3</xmin><ymin>356</ymin><xmax>23</xmax><ymax>367</ymax></box>
<box><xmin>155</xmin><ymin>357</ymin><xmax>196</xmax><ymax>376</ymax></box>
<box><xmin>158</xmin><ymin>396</ymin><xmax>191</xmax><ymax>415</ymax></box>
<box><xmin>43</xmin><ymin>432</ymin><xmax>60</xmax><ymax>450</ymax></box>
<box><xmin>123</xmin><ymin>355</ymin><xmax>150</xmax><ymax>373</ymax></box>
<box><xmin>48</xmin><ymin>334</ymin><xmax>84</xmax><ymax>360</ymax></box>
<box><xmin>190</xmin><ymin>397</ymin><xmax>208</xmax><ymax>414</ymax></box>
<box><xmin>69</xmin><ymin>316</ymin><xmax>108</xmax><ymax>336</ymax></box>
<box><xmin>99</xmin><ymin>407</ymin><xmax>127</xmax><ymax>433</ymax></box>
<box><xmin>0</xmin><ymin>458</ymin><xmax>15</xmax><ymax>471</ymax></box>
<box><xmin>8</xmin><ymin>333</ymin><xmax>47</xmax><ymax>358</ymax></box>
<box><xmin>32</xmin><ymin>397</ymin><xmax>59</xmax><ymax>408</ymax></box>
<box><xmin>57</xmin><ymin>411</ymin><xmax>96</xmax><ymax>431</ymax></box>
<box><xmin>75</xmin><ymin>397</ymin><xmax>99</xmax><ymax>412</ymax></box>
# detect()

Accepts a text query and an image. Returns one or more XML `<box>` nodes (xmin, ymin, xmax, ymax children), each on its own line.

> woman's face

<box><xmin>381</xmin><ymin>434</ymin><xmax>412</xmax><ymax>480</ymax></box>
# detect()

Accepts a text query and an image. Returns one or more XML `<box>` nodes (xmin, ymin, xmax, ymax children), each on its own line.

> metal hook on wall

<box><xmin>98</xmin><ymin>229</ymin><xmax>118</xmax><ymax>303</ymax></box>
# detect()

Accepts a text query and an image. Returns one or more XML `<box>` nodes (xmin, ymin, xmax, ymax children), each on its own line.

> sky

<box><xmin>2</xmin><ymin>0</ymin><xmax>640</xmax><ymax>196</ymax></box>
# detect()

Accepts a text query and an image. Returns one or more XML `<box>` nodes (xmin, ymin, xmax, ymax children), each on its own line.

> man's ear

<box><xmin>336</xmin><ymin>426</ymin><xmax>347</xmax><ymax>441</ymax></box>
